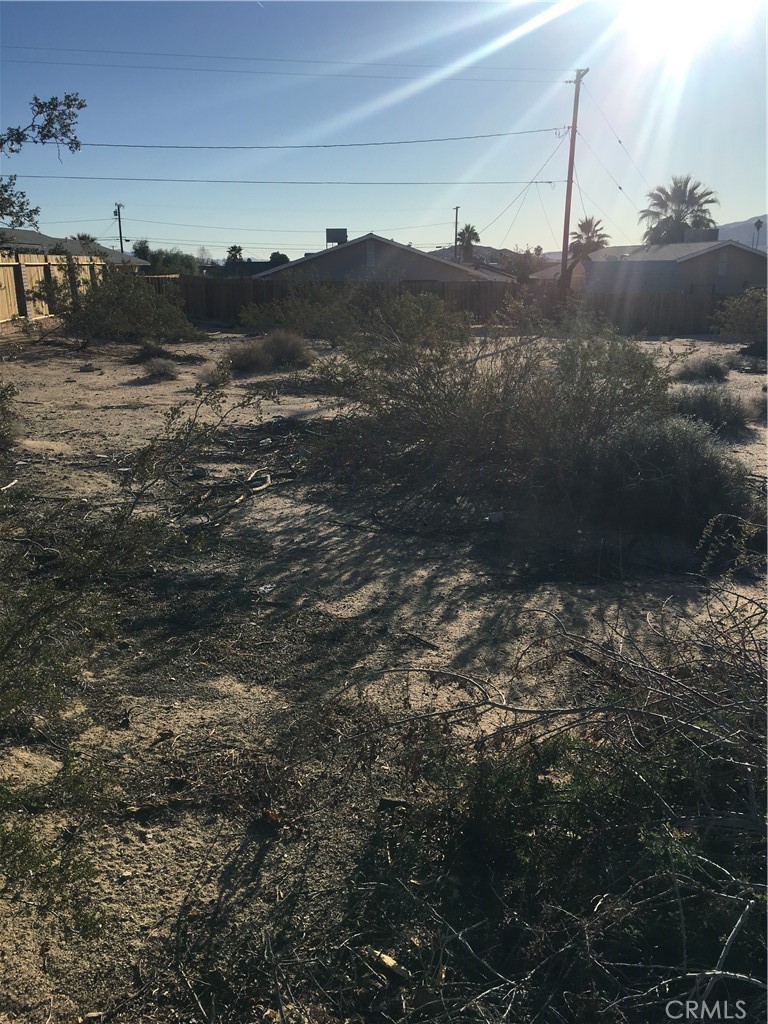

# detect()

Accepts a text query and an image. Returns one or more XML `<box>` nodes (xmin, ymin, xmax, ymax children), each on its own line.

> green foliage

<box><xmin>457</xmin><ymin>222</ymin><xmax>480</xmax><ymax>261</ymax></box>
<box><xmin>0</xmin><ymin>93</ymin><xmax>86</xmax><ymax>229</ymax></box>
<box><xmin>131</xmin><ymin>239</ymin><xmax>199</xmax><ymax>275</ymax></box>
<box><xmin>591</xmin><ymin>414</ymin><xmax>754</xmax><ymax>536</ymax></box>
<box><xmin>711</xmin><ymin>288</ymin><xmax>767</xmax><ymax>355</ymax></box>
<box><xmin>672</xmin><ymin>384</ymin><xmax>749</xmax><ymax>436</ymax></box>
<box><xmin>675</xmin><ymin>354</ymin><xmax>730</xmax><ymax>382</ymax></box>
<box><xmin>239</xmin><ymin>282</ymin><xmax>358</xmax><ymax>342</ymax></box>
<box><xmin>568</xmin><ymin>214</ymin><xmax>610</xmax><ymax>259</ymax></box>
<box><xmin>639</xmin><ymin>174</ymin><xmax>719</xmax><ymax>244</ymax></box>
<box><xmin>349</xmin><ymin>287</ymin><xmax>470</xmax><ymax>360</ymax></box>
<box><xmin>56</xmin><ymin>270</ymin><xmax>206</xmax><ymax>346</ymax></box>
<box><xmin>502</xmin><ymin>246</ymin><xmax>550</xmax><ymax>282</ymax></box>
<box><xmin>323</xmin><ymin>322</ymin><xmax>759</xmax><ymax>543</ymax></box>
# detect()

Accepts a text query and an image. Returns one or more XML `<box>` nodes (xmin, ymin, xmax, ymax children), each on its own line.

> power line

<box><xmin>41</xmin><ymin>218</ymin><xmax>455</xmax><ymax>232</ymax></box>
<box><xmin>4</xmin><ymin>174</ymin><xmax>568</xmax><ymax>186</ymax></box>
<box><xmin>535</xmin><ymin>182</ymin><xmax>559</xmax><ymax>249</ymax></box>
<box><xmin>572</xmin><ymin>172</ymin><xmax>635</xmax><ymax>244</ymax></box>
<box><xmin>55</xmin><ymin>127</ymin><xmax>564</xmax><ymax>151</ymax></box>
<box><xmin>2</xmin><ymin>58</ymin><xmax>564</xmax><ymax>84</ymax></box>
<box><xmin>581</xmin><ymin>83</ymin><xmax>653</xmax><ymax>191</ymax></box>
<box><xmin>576</xmin><ymin>130</ymin><xmax>639</xmax><ymax>210</ymax></box>
<box><xmin>480</xmin><ymin>132</ymin><xmax>568</xmax><ymax>232</ymax></box>
<box><xmin>500</xmin><ymin>187</ymin><xmax>533</xmax><ymax>248</ymax></box>
<box><xmin>1</xmin><ymin>42</ymin><xmax>574</xmax><ymax>73</ymax></box>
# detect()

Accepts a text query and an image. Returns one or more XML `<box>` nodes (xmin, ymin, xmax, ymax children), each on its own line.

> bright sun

<box><xmin>616</xmin><ymin>0</ymin><xmax>763</xmax><ymax>72</ymax></box>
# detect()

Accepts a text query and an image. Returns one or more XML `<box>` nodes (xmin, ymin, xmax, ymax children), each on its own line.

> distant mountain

<box><xmin>716</xmin><ymin>214</ymin><xmax>767</xmax><ymax>249</ymax></box>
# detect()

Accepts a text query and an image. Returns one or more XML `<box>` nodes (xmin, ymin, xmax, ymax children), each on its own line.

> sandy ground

<box><xmin>0</xmin><ymin>331</ymin><xmax>764</xmax><ymax>1023</ymax></box>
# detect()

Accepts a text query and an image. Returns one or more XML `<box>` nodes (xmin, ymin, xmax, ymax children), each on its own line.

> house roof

<box><xmin>587</xmin><ymin>240</ymin><xmax>766</xmax><ymax>264</ymax></box>
<box><xmin>0</xmin><ymin>228</ymin><xmax>149</xmax><ymax>265</ymax></box>
<box><xmin>253</xmin><ymin>233</ymin><xmax>502</xmax><ymax>281</ymax></box>
<box><xmin>529</xmin><ymin>261</ymin><xmax>564</xmax><ymax>281</ymax></box>
<box><xmin>528</xmin><ymin>259</ymin><xmax>590</xmax><ymax>282</ymax></box>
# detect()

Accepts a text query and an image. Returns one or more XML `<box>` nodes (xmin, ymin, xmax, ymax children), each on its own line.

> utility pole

<box><xmin>113</xmin><ymin>202</ymin><xmax>125</xmax><ymax>254</ymax></box>
<box><xmin>559</xmin><ymin>68</ymin><xmax>588</xmax><ymax>301</ymax></box>
<box><xmin>454</xmin><ymin>206</ymin><xmax>460</xmax><ymax>261</ymax></box>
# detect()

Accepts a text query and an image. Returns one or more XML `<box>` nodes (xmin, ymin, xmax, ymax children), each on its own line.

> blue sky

<box><xmin>1</xmin><ymin>1</ymin><xmax>765</xmax><ymax>261</ymax></box>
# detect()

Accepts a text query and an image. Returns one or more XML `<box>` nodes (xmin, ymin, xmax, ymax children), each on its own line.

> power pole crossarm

<box><xmin>559</xmin><ymin>68</ymin><xmax>588</xmax><ymax>300</ymax></box>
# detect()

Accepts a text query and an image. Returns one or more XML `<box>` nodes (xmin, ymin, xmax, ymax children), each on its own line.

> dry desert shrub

<box><xmin>675</xmin><ymin>354</ymin><xmax>730</xmax><ymax>382</ymax></box>
<box><xmin>672</xmin><ymin>383</ymin><xmax>749</xmax><ymax>436</ymax></box>
<box><xmin>142</xmin><ymin>356</ymin><xmax>179</xmax><ymax>381</ymax></box>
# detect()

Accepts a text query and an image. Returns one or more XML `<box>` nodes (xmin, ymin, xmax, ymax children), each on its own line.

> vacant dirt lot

<box><xmin>0</xmin><ymin>331</ymin><xmax>764</xmax><ymax>1023</ymax></box>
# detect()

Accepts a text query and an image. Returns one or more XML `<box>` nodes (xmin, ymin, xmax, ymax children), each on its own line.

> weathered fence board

<box><xmin>0</xmin><ymin>254</ymin><xmax>116</xmax><ymax>323</ymax></box>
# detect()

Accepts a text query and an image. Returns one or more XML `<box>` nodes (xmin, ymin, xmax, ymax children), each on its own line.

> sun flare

<box><xmin>616</xmin><ymin>0</ymin><xmax>763</xmax><ymax>73</ymax></box>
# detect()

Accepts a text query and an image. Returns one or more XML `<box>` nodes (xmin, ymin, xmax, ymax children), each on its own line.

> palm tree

<box><xmin>226</xmin><ymin>245</ymin><xmax>243</xmax><ymax>263</ymax></box>
<box><xmin>754</xmin><ymin>218</ymin><xmax>764</xmax><ymax>249</ymax></box>
<box><xmin>457</xmin><ymin>223</ymin><xmax>480</xmax><ymax>262</ymax></box>
<box><xmin>639</xmin><ymin>174</ymin><xmax>718</xmax><ymax>244</ymax></box>
<box><xmin>568</xmin><ymin>216</ymin><xmax>610</xmax><ymax>260</ymax></box>
<box><xmin>74</xmin><ymin>232</ymin><xmax>98</xmax><ymax>253</ymax></box>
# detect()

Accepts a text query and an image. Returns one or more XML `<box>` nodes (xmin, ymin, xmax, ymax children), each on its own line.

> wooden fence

<box><xmin>144</xmin><ymin>275</ymin><xmax>517</xmax><ymax>323</ymax></box>
<box><xmin>0</xmin><ymin>253</ymin><xmax>112</xmax><ymax>324</ymax></box>
<box><xmin>148</xmin><ymin>274</ymin><xmax>727</xmax><ymax>335</ymax></box>
<box><xmin>535</xmin><ymin>285</ymin><xmax>720</xmax><ymax>336</ymax></box>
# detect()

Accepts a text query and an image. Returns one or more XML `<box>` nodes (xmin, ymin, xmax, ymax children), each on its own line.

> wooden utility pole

<box><xmin>559</xmin><ymin>68</ymin><xmax>588</xmax><ymax>301</ymax></box>
<box><xmin>454</xmin><ymin>206</ymin><xmax>460</xmax><ymax>261</ymax></box>
<box><xmin>113</xmin><ymin>202</ymin><xmax>125</xmax><ymax>254</ymax></box>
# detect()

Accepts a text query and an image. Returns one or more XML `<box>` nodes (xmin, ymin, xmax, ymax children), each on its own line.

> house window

<box><xmin>366</xmin><ymin>240</ymin><xmax>375</xmax><ymax>269</ymax></box>
<box><xmin>717</xmin><ymin>250</ymin><xmax>728</xmax><ymax>276</ymax></box>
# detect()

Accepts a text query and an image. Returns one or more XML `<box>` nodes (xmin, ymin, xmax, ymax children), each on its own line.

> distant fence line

<box><xmin>148</xmin><ymin>273</ymin><xmax>725</xmax><ymax>335</ymax></box>
<box><xmin>0</xmin><ymin>253</ymin><xmax>114</xmax><ymax>325</ymax></box>
<box><xmin>1</xmin><ymin>258</ymin><xmax>721</xmax><ymax>337</ymax></box>
<box><xmin>144</xmin><ymin>275</ymin><xmax>517</xmax><ymax>323</ymax></box>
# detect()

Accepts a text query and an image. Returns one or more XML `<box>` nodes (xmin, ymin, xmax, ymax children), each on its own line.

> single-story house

<box><xmin>583</xmin><ymin>241</ymin><xmax>766</xmax><ymax>297</ymax></box>
<box><xmin>530</xmin><ymin>240</ymin><xmax>766</xmax><ymax>298</ymax></box>
<box><xmin>253</xmin><ymin>233</ymin><xmax>514</xmax><ymax>284</ymax></box>
<box><xmin>0</xmin><ymin>228</ymin><xmax>149</xmax><ymax>267</ymax></box>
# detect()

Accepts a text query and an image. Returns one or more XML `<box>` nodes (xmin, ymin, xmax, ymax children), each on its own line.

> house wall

<box><xmin>265</xmin><ymin>238</ymin><xmax>476</xmax><ymax>283</ymax></box>
<box><xmin>679</xmin><ymin>247</ymin><xmax>766</xmax><ymax>297</ymax></box>
<box><xmin>585</xmin><ymin>260</ymin><xmax>683</xmax><ymax>295</ymax></box>
<box><xmin>585</xmin><ymin>246</ymin><xmax>766</xmax><ymax>297</ymax></box>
